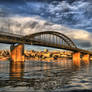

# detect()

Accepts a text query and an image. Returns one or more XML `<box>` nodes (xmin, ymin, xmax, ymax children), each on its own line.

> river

<box><xmin>0</xmin><ymin>59</ymin><xmax>92</xmax><ymax>92</ymax></box>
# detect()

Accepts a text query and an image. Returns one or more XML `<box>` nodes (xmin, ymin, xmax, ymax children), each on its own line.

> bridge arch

<box><xmin>23</xmin><ymin>31</ymin><xmax>77</xmax><ymax>48</ymax></box>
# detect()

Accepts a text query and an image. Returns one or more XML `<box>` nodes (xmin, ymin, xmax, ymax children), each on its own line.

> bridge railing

<box><xmin>0</xmin><ymin>31</ymin><xmax>23</xmax><ymax>37</ymax></box>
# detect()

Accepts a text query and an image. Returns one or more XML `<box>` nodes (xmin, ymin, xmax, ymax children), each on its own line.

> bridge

<box><xmin>0</xmin><ymin>31</ymin><xmax>91</xmax><ymax>66</ymax></box>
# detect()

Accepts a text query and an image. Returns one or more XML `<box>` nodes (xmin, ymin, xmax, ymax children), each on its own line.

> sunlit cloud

<box><xmin>0</xmin><ymin>16</ymin><xmax>91</xmax><ymax>49</ymax></box>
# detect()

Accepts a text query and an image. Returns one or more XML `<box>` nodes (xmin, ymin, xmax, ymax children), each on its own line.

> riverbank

<box><xmin>0</xmin><ymin>49</ymin><xmax>72</xmax><ymax>61</ymax></box>
<box><xmin>0</xmin><ymin>50</ymin><xmax>10</xmax><ymax>61</ymax></box>
<box><xmin>0</xmin><ymin>56</ymin><xmax>10</xmax><ymax>61</ymax></box>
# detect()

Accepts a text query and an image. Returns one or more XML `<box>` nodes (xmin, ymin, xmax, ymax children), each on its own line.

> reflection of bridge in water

<box><xmin>0</xmin><ymin>31</ymin><xmax>91</xmax><ymax>66</ymax></box>
<box><xmin>0</xmin><ymin>59</ymin><xmax>84</xmax><ymax>88</ymax></box>
<box><xmin>0</xmin><ymin>58</ymin><xmax>90</xmax><ymax>91</ymax></box>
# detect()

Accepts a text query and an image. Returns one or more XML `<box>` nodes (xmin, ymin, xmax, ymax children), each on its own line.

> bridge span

<box><xmin>0</xmin><ymin>31</ymin><xmax>91</xmax><ymax>65</ymax></box>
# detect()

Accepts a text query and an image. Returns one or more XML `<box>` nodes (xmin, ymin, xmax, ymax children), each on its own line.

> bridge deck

<box><xmin>0</xmin><ymin>31</ymin><xmax>92</xmax><ymax>55</ymax></box>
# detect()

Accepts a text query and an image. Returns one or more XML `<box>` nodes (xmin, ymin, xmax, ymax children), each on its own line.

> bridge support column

<box><xmin>73</xmin><ymin>52</ymin><xmax>81</xmax><ymax>67</ymax></box>
<box><xmin>10</xmin><ymin>44</ymin><xmax>25</xmax><ymax>62</ymax></box>
<box><xmin>82</xmin><ymin>54</ymin><xmax>90</xmax><ymax>64</ymax></box>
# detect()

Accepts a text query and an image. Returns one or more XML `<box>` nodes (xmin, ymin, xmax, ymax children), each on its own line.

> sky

<box><xmin>0</xmin><ymin>0</ymin><xmax>92</xmax><ymax>50</ymax></box>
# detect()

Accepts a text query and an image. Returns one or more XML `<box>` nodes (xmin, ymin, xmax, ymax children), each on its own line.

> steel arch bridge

<box><xmin>0</xmin><ymin>30</ymin><xmax>92</xmax><ymax>54</ymax></box>
<box><xmin>23</xmin><ymin>31</ymin><xmax>77</xmax><ymax>49</ymax></box>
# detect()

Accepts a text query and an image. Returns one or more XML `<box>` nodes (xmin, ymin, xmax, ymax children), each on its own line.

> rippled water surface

<box><xmin>0</xmin><ymin>59</ymin><xmax>92</xmax><ymax>92</ymax></box>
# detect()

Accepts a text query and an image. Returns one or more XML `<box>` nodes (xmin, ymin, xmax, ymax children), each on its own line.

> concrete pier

<box><xmin>82</xmin><ymin>54</ymin><xmax>89</xmax><ymax>64</ymax></box>
<box><xmin>10</xmin><ymin>44</ymin><xmax>24</xmax><ymax>62</ymax></box>
<box><xmin>73</xmin><ymin>52</ymin><xmax>81</xmax><ymax>67</ymax></box>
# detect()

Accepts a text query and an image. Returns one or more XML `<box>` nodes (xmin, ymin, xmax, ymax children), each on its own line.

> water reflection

<box><xmin>82</xmin><ymin>60</ymin><xmax>89</xmax><ymax>65</ymax></box>
<box><xmin>73</xmin><ymin>58</ymin><xmax>90</xmax><ymax>68</ymax></box>
<box><xmin>9</xmin><ymin>61</ymin><xmax>24</xmax><ymax>80</ymax></box>
<box><xmin>0</xmin><ymin>59</ymin><xmax>92</xmax><ymax>92</ymax></box>
<box><xmin>73</xmin><ymin>59</ymin><xmax>80</xmax><ymax>67</ymax></box>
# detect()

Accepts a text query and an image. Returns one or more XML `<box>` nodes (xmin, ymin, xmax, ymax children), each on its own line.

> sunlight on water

<box><xmin>0</xmin><ymin>59</ymin><xmax>92</xmax><ymax>92</ymax></box>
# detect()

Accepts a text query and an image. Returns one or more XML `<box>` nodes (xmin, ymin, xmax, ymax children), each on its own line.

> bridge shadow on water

<box><xmin>0</xmin><ymin>59</ymin><xmax>91</xmax><ymax>92</ymax></box>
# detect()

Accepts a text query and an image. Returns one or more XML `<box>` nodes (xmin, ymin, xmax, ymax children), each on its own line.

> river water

<box><xmin>0</xmin><ymin>59</ymin><xmax>92</xmax><ymax>92</ymax></box>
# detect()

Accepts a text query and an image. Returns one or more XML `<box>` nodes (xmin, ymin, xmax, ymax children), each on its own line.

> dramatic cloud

<box><xmin>79</xmin><ymin>41</ymin><xmax>92</xmax><ymax>48</ymax></box>
<box><xmin>0</xmin><ymin>16</ymin><xmax>92</xmax><ymax>49</ymax></box>
<box><xmin>0</xmin><ymin>0</ymin><xmax>25</xmax><ymax>3</ymax></box>
<box><xmin>0</xmin><ymin>0</ymin><xmax>92</xmax><ymax>49</ymax></box>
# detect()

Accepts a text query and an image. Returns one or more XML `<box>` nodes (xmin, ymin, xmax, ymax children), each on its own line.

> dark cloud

<box><xmin>77</xmin><ymin>41</ymin><xmax>92</xmax><ymax>48</ymax></box>
<box><xmin>0</xmin><ymin>0</ymin><xmax>25</xmax><ymax>3</ymax></box>
<box><xmin>0</xmin><ymin>0</ymin><xmax>24</xmax><ymax>1</ymax></box>
<box><xmin>81</xmin><ymin>42</ymin><xmax>91</xmax><ymax>47</ymax></box>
